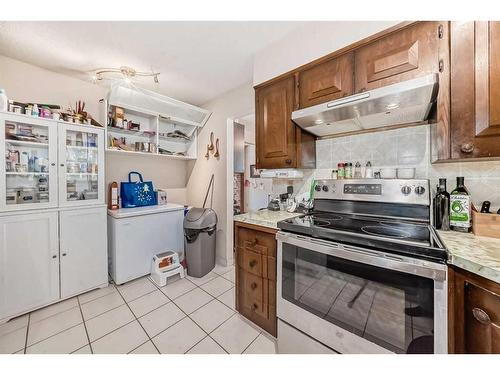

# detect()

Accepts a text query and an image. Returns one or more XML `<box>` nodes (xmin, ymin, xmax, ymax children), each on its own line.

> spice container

<box><xmin>337</xmin><ymin>163</ymin><xmax>345</xmax><ymax>179</ymax></box>
<box><xmin>331</xmin><ymin>169</ymin><xmax>338</xmax><ymax>179</ymax></box>
<box><xmin>345</xmin><ymin>162</ymin><xmax>353</xmax><ymax>179</ymax></box>
<box><xmin>354</xmin><ymin>162</ymin><xmax>362</xmax><ymax>179</ymax></box>
<box><xmin>365</xmin><ymin>161</ymin><xmax>373</xmax><ymax>179</ymax></box>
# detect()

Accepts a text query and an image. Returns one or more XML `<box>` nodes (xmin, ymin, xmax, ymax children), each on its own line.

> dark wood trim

<box><xmin>234</xmin><ymin>220</ymin><xmax>278</xmax><ymax>235</ymax></box>
<box><xmin>254</xmin><ymin>21</ymin><xmax>416</xmax><ymax>90</ymax></box>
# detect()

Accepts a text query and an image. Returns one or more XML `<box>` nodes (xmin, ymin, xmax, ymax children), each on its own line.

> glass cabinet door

<box><xmin>0</xmin><ymin>114</ymin><xmax>58</xmax><ymax>211</ymax></box>
<box><xmin>58</xmin><ymin>124</ymin><xmax>104</xmax><ymax>207</ymax></box>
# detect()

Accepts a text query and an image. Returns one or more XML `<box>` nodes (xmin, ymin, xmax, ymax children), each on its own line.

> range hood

<box><xmin>291</xmin><ymin>74</ymin><xmax>439</xmax><ymax>137</ymax></box>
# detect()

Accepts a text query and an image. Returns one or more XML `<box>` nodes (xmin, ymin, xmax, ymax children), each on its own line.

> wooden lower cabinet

<box><xmin>235</xmin><ymin>221</ymin><xmax>277</xmax><ymax>337</ymax></box>
<box><xmin>449</xmin><ymin>266</ymin><xmax>500</xmax><ymax>353</ymax></box>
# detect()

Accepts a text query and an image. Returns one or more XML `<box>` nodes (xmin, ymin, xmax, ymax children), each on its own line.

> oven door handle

<box><xmin>277</xmin><ymin>232</ymin><xmax>447</xmax><ymax>281</ymax></box>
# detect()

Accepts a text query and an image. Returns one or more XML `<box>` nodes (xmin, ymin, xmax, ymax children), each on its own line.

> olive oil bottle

<box><xmin>433</xmin><ymin>178</ymin><xmax>450</xmax><ymax>230</ymax></box>
<box><xmin>450</xmin><ymin>177</ymin><xmax>471</xmax><ymax>232</ymax></box>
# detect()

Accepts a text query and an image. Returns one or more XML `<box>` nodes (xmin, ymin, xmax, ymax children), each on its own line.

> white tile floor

<box><xmin>0</xmin><ymin>265</ymin><xmax>276</xmax><ymax>354</ymax></box>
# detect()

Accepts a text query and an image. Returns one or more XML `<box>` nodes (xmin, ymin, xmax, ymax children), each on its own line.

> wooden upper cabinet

<box><xmin>450</xmin><ymin>21</ymin><xmax>500</xmax><ymax>159</ymax></box>
<box><xmin>354</xmin><ymin>22</ymin><xmax>441</xmax><ymax>92</ymax></box>
<box><xmin>298</xmin><ymin>53</ymin><xmax>354</xmax><ymax>109</ymax></box>
<box><xmin>255</xmin><ymin>75</ymin><xmax>297</xmax><ymax>169</ymax></box>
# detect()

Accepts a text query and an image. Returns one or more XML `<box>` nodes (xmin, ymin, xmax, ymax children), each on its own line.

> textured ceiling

<box><xmin>0</xmin><ymin>21</ymin><xmax>305</xmax><ymax>105</ymax></box>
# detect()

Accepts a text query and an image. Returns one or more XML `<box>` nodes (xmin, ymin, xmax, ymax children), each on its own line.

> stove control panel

<box><xmin>313</xmin><ymin>179</ymin><xmax>430</xmax><ymax>205</ymax></box>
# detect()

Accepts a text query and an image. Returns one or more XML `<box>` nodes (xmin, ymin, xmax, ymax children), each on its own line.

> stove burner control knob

<box><xmin>315</xmin><ymin>185</ymin><xmax>322</xmax><ymax>192</ymax></box>
<box><xmin>322</xmin><ymin>185</ymin><xmax>329</xmax><ymax>192</ymax></box>
<box><xmin>401</xmin><ymin>185</ymin><xmax>412</xmax><ymax>195</ymax></box>
<box><xmin>415</xmin><ymin>186</ymin><xmax>426</xmax><ymax>195</ymax></box>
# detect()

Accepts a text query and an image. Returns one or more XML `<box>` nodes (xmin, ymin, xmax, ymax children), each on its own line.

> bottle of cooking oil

<box><xmin>450</xmin><ymin>177</ymin><xmax>472</xmax><ymax>232</ymax></box>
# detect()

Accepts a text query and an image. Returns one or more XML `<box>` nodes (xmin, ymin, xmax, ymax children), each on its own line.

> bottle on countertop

<box><xmin>365</xmin><ymin>161</ymin><xmax>373</xmax><ymax>179</ymax></box>
<box><xmin>32</xmin><ymin>103</ymin><xmax>39</xmax><ymax>117</ymax></box>
<box><xmin>433</xmin><ymin>178</ymin><xmax>450</xmax><ymax>230</ymax></box>
<box><xmin>450</xmin><ymin>176</ymin><xmax>472</xmax><ymax>233</ymax></box>
<box><xmin>108</xmin><ymin>181</ymin><xmax>119</xmax><ymax>210</ymax></box>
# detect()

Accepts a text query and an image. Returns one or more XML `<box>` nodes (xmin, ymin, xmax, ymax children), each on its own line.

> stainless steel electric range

<box><xmin>276</xmin><ymin>179</ymin><xmax>448</xmax><ymax>354</ymax></box>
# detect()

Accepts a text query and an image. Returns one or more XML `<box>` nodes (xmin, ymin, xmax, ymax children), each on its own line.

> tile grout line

<box><xmin>23</xmin><ymin>313</ymin><xmax>31</xmax><ymax>354</ymax></box>
<box><xmin>111</xmin><ymin>285</ymin><xmax>155</xmax><ymax>354</ymax></box>
<box><xmin>240</xmin><ymin>333</ymin><xmax>261</xmax><ymax>354</ymax></box>
<box><xmin>146</xmin><ymin>275</ymin><xmax>236</xmax><ymax>353</ymax></box>
<box><xmin>76</xmin><ymin>295</ymin><xmax>93</xmax><ymax>354</ymax></box>
<box><xmin>24</xmin><ymin>310</ymin><xmax>84</xmax><ymax>349</ymax></box>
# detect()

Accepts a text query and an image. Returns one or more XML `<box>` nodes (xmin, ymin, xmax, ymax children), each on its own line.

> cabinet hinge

<box><xmin>438</xmin><ymin>24</ymin><xmax>444</xmax><ymax>39</ymax></box>
<box><xmin>438</xmin><ymin>59</ymin><xmax>444</xmax><ymax>73</ymax></box>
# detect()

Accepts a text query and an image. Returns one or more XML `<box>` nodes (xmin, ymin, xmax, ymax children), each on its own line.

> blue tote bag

<box><xmin>120</xmin><ymin>172</ymin><xmax>158</xmax><ymax>208</ymax></box>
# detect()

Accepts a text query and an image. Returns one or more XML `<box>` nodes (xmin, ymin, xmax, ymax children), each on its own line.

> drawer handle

<box><xmin>249</xmin><ymin>260</ymin><xmax>257</xmax><ymax>268</ymax></box>
<box><xmin>251</xmin><ymin>282</ymin><xmax>258</xmax><ymax>290</ymax></box>
<box><xmin>251</xmin><ymin>303</ymin><xmax>258</xmax><ymax>311</ymax></box>
<box><xmin>472</xmin><ymin>307</ymin><xmax>491</xmax><ymax>325</ymax></box>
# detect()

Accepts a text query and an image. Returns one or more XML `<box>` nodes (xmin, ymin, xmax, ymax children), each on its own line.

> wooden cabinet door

<box><xmin>450</xmin><ymin>21</ymin><xmax>500</xmax><ymax>159</ymax></box>
<box><xmin>465</xmin><ymin>282</ymin><xmax>500</xmax><ymax>353</ymax></box>
<box><xmin>354</xmin><ymin>22</ymin><xmax>441</xmax><ymax>92</ymax></box>
<box><xmin>255</xmin><ymin>75</ymin><xmax>296</xmax><ymax>169</ymax></box>
<box><xmin>59</xmin><ymin>207</ymin><xmax>108</xmax><ymax>299</ymax></box>
<box><xmin>0</xmin><ymin>212</ymin><xmax>59</xmax><ymax>321</ymax></box>
<box><xmin>299</xmin><ymin>53</ymin><xmax>354</xmax><ymax>108</ymax></box>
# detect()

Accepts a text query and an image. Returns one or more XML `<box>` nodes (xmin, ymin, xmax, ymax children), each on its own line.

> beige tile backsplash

<box><xmin>272</xmin><ymin>125</ymin><xmax>500</xmax><ymax>211</ymax></box>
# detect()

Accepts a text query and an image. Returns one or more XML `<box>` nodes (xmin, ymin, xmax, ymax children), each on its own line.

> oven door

<box><xmin>276</xmin><ymin>231</ymin><xmax>447</xmax><ymax>354</ymax></box>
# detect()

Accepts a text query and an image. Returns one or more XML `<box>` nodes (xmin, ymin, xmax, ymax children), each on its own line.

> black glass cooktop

<box><xmin>278</xmin><ymin>211</ymin><xmax>447</xmax><ymax>262</ymax></box>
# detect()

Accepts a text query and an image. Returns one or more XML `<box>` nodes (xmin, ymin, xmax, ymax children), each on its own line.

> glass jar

<box><xmin>337</xmin><ymin>163</ymin><xmax>345</xmax><ymax>179</ymax></box>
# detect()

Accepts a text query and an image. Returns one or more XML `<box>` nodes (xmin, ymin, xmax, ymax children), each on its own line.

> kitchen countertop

<box><xmin>234</xmin><ymin>210</ymin><xmax>303</xmax><ymax>229</ymax></box>
<box><xmin>438</xmin><ymin>230</ymin><xmax>500</xmax><ymax>284</ymax></box>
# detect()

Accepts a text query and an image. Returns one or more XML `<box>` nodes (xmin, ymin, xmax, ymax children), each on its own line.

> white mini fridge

<box><xmin>107</xmin><ymin>204</ymin><xmax>185</xmax><ymax>284</ymax></box>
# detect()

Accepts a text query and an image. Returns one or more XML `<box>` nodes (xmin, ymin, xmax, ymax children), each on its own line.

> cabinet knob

<box><xmin>60</xmin><ymin>163</ymin><xmax>65</xmax><ymax>167</ymax></box>
<box><xmin>251</xmin><ymin>282</ymin><xmax>257</xmax><ymax>290</ymax></box>
<box><xmin>285</xmin><ymin>159</ymin><xmax>292</xmax><ymax>165</ymax></box>
<box><xmin>52</xmin><ymin>255</ymin><xmax>57</xmax><ymax>259</ymax></box>
<box><xmin>251</xmin><ymin>303</ymin><xmax>258</xmax><ymax>311</ymax></box>
<box><xmin>249</xmin><ymin>260</ymin><xmax>257</xmax><ymax>268</ymax></box>
<box><xmin>472</xmin><ymin>307</ymin><xmax>491</xmax><ymax>325</ymax></box>
<box><xmin>460</xmin><ymin>143</ymin><xmax>475</xmax><ymax>154</ymax></box>
<box><xmin>51</xmin><ymin>163</ymin><xmax>56</xmax><ymax>166</ymax></box>
<box><xmin>62</xmin><ymin>253</ymin><xmax>67</xmax><ymax>257</ymax></box>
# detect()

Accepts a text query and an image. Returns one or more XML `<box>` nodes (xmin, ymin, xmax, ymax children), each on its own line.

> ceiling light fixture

<box><xmin>92</xmin><ymin>66</ymin><xmax>160</xmax><ymax>84</ymax></box>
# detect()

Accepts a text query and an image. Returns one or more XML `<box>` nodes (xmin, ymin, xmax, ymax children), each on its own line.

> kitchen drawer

<box><xmin>236</xmin><ymin>227</ymin><xmax>276</xmax><ymax>257</ymax></box>
<box><xmin>238</xmin><ymin>248</ymin><xmax>267</xmax><ymax>278</ymax></box>
<box><xmin>243</xmin><ymin>272</ymin><xmax>265</xmax><ymax>302</ymax></box>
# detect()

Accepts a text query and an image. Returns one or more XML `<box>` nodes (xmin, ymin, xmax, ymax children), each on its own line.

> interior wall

<box><xmin>253</xmin><ymin>21</ymin><xmax>400</xmax><ymax>85</ymax></box>
<box><xmin>0</xmin><ymin>54</ymin><xmax>190</xmax><ymax>203</ymax></box>
<box><xmin>186</xmin><ymin>82</ymin><xmax>254</xmax><ymax>266</ymax></box>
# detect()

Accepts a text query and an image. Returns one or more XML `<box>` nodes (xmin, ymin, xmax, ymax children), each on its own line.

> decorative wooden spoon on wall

<box><xmin>207</xmin><ymin>132</ymin><xmax>214</xmax><ymax>151</ymax></box>
<box><xmin>205</xmin><ymin>144</ymin><xmax>210</xmax><ymax>159</ymax></box>
<box><xmin>214</xmin><ymin>138</ymin><xmax>220</xmax><ymax>158</ymax></box>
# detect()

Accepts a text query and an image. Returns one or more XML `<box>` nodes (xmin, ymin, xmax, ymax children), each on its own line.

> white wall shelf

<box><xmin>105</xmin><ymin>84</ymin><xmax>211</xmax><ymax>161</ymax></box>
<box><xmin>106</xmin><ymin>148</ymin><xmax>197</xmax><ymax>160</ymax></box>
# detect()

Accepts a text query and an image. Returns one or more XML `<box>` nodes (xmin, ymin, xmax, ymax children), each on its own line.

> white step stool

<box><xmin>149</xmin><ymin>251</ymin><xmax>185</xmax><ymax>287</ymax></box>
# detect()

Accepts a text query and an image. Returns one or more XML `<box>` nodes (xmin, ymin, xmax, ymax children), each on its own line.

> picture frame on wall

<box><xmin>250</xmin><ymin>164</ymin><xmax>261</xmax><ymax>178</ymax></box>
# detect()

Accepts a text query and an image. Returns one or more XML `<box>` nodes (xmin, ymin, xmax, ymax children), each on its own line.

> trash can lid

<box><xmin>184</xmin><ymin>207</ymin><xmax>217</xmax><ymax>229</ymax></box>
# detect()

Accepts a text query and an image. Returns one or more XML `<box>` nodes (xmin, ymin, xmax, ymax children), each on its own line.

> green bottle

<box><xmin>450</xmin><ymin>177</ymin><xmax>471</xmax><ymax>232</ymax></box>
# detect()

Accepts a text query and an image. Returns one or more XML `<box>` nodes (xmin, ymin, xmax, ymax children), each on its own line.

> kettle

<box><xmin>267</xmin><ymin>198</ymin><xmax>280</xmax><ymax>211</ymax></box>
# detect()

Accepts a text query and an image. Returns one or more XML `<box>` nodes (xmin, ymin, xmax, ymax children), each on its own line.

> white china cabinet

<box><xmin>0</xmin><ymin>112</ymin><xmax>107</xmax><ymax>324</ymax></box>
